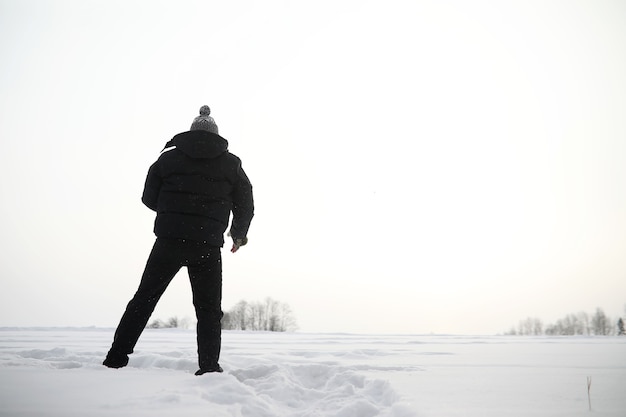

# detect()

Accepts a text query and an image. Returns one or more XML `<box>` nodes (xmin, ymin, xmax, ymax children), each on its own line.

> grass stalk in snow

<box><xmin>587</xmin><ymin>376</ymin><xmax>592</xmax><ymax>411</ymax></box>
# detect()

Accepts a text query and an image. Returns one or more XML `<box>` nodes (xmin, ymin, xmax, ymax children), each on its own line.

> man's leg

<box><xmin>105</xmin><ymin>239</ymin><xmax>182</xmax><ymax>367</ymax></box>
<box><xmin>188</xmin><ymin>245</ymin><xmax>223</xmax><ymax>372</ymax></box>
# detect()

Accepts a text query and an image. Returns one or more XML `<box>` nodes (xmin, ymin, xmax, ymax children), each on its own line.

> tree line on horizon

<box><xmin>146</xmin><ymin>297</ymin><xmax>298</xmax><ymax>332</ymax></box>
<box><xmin>506</xmin><ymin>307</ymin><xmax>625</xmax><ymax>336</ymax></box>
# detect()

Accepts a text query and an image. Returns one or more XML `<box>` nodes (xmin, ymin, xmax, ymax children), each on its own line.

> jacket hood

<box><xmin>163</xmin><ymin>130</ymin><xmax>229</xmax><ymax>159</ymax></box>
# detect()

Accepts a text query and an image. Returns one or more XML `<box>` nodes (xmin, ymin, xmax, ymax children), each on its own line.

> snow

<box><xmin>1</xmin><ymin>329</ymin><xmax>624</xmax><ymax>416</ymax></box>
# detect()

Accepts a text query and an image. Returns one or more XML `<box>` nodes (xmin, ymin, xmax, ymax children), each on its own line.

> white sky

<box><xmin>1</xmin><ymin>0</ymin><xmax>625</xmax><ymax>334</ymax></box>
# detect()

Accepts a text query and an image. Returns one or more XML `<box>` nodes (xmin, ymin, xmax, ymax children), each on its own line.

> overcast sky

<box><xmin>1</xmin><ymin>0</ymin><xmax>625</xmax><ymax>334</ymax></box>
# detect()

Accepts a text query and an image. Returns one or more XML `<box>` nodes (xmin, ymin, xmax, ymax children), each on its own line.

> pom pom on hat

<box><xmin>199</xmin><ymin>105</ymin><xmax>211</xmax><ymax>116</ymax></box>
<box><xmin>190</xmin><ymin>105</ymin><xmax>219</xmax><ymax>134</ymax></box>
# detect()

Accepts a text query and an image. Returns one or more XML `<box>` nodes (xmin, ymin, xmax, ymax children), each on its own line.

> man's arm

<box><xmin>141</xmin><ymin>162</ymin><xmax>162</xmax><ymax>211</ymax></box>
<box><xmin>229</xmin><ymin>164</ymin><xmax>254</xmax><ymax>252</ymax></box>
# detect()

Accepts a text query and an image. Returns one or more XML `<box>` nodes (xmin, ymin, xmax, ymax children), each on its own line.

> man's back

<box><xmin>142</xmin><ymin>130</ymin><xmax>253</xmax><ymax>246</ymax></box>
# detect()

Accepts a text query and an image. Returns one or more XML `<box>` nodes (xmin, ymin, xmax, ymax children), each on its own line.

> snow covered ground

<box><xmin>0</xmin><ymin>328</ymin><xmax>624</xmax><ymax>417</ymax></box>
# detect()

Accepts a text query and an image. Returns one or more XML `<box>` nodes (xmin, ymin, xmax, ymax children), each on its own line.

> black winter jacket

<box><xmin>141</xmin><ymin>130</ymin><xmax>254</xmax><ymax>246</ymax></box>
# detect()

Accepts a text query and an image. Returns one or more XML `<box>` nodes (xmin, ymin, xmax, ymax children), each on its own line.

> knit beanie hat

<box><xmin>190</xmin><ymin>105</ymin><xmax>219</xmax><ymax>134</ymax></box>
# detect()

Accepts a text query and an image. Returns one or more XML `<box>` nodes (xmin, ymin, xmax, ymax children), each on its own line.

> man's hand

<box><xmin>231</xmin><ymin>237</ymin><xmax>248</xmax><ymax>253</ymax></box>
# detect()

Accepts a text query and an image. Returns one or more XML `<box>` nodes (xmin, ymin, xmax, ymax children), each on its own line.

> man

<box><xmin>103</xmin><ymin>105</ymin><xmax>254</xmax><ymax>375</ymax></box>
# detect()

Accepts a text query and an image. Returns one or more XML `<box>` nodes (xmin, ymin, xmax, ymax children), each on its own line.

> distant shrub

<box><xmin>146</xmin><ymin>316</ymin><xmax>191</xmax><ymax>329</ymax></box>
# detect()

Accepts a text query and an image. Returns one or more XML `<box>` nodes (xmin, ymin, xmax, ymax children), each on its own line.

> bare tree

<box><xmin>222</xmin><ymin>300</ymin><xmax>250</xmax><ymax>330</ymax></box>
<box><xmin>250</xmin><ymin>301</ymin><xmax>265</xmax><ymax>331</ymax></box>
<box><xmin>277</xmin><ymin>302</ymin><xmax>298</xmax><ymax>332</ymax></box>
<box><xmin>591</xmin><ymin>308</ymin><xmax>611</xmax><ymax>335</ymax></box>
<box><xmin>167</xmin><ymin>317</ymin><xmax>180</xmax><ymax>328</ymax></box>
<box><xmin>518</xmin><ymin>318</ymin><xmax>533</xmax><ymax>335</ymax></box>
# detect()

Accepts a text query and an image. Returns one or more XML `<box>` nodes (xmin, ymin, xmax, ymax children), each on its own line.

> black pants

<box><xmin>109</xmin><ymin>238</ymin><xmax>223</xmax><ymax>369</ymax></box>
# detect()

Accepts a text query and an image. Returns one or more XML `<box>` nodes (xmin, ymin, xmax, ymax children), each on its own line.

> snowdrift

<box><xmin>1</xmin><ymin>328</ymin><xmax>625</xmax><ymax>416</ymax></box>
